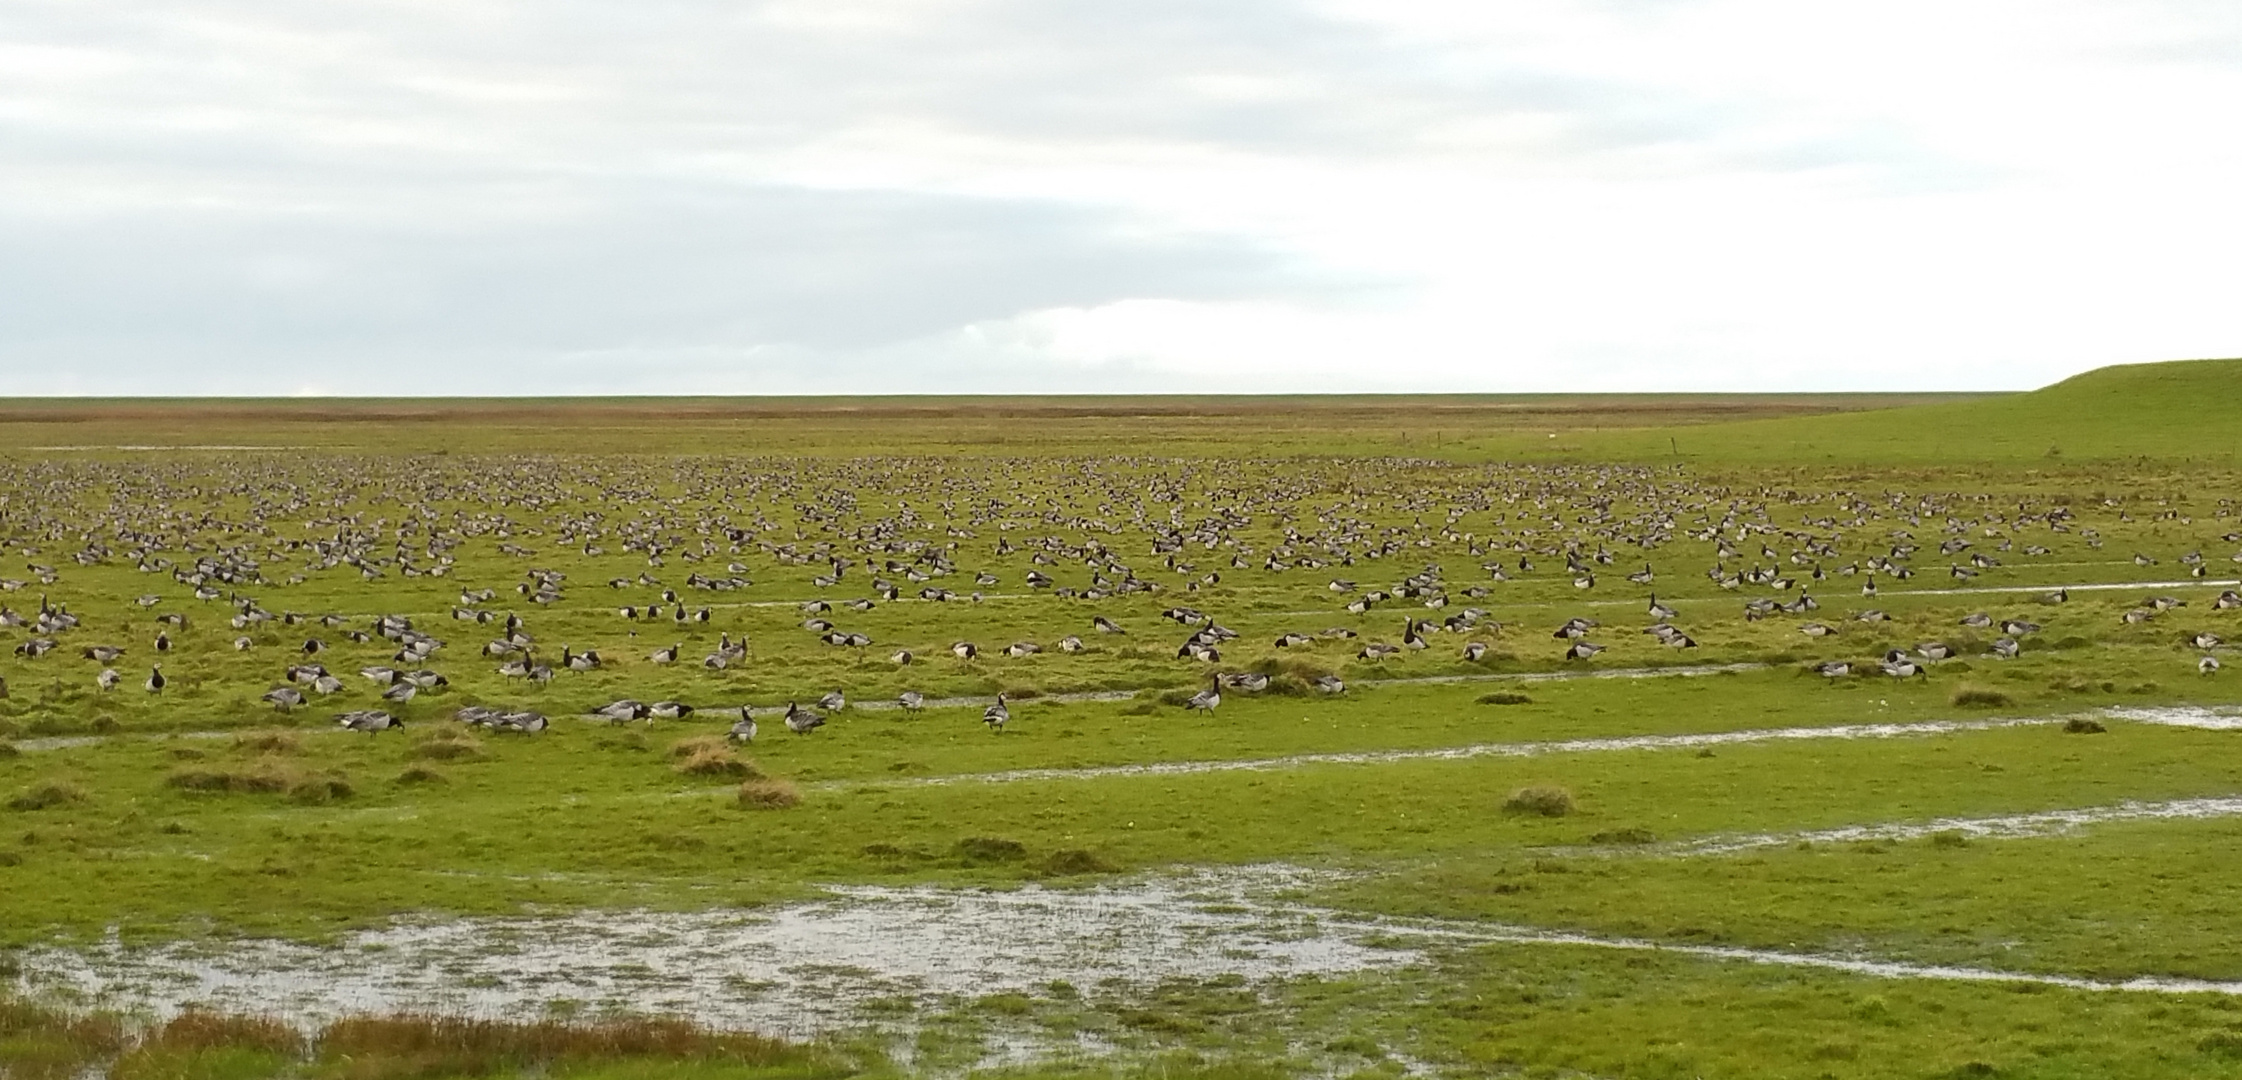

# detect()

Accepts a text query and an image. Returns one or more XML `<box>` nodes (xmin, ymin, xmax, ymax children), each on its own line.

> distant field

<box><xmin>0</xmin><ymin>391</ymin><xmax>1982</xmax><ymax>458</ymax></box>
<box><xmin>5</xmin><ymin>360</ymin><xmax>2242</xmax><ymax>1080</ymax></box>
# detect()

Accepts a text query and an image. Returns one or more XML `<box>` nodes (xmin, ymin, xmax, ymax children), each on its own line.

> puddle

<box><xmin>1661</xmin><ymin>795</ymin><xmax>2242</xmax><ymax>856</ymax></box>
<box><xmin>2107</xmin><ymin>705</ymin><xmax>2242</xmax><ymax>730</ymax></box>
<box><xmin>876</xmin><ymin>715</ymin><xmax>2063</xmax><ymax>789</ymax></box>
<box><xmin>18</xmin><ymin>861</ymin><xmax>2242</xmax><ymax>1049</ymax></box>
<box><xmin>12</xmin><ymin>866</ymin><xmax>1410</xmax><ymax>1036</ymax></box>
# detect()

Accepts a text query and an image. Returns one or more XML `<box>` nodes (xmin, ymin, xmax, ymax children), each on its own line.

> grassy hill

<box><xmin>1527</xmin><ymin>357</ymin><xmax>2242</xmax><ymax>465</ymax></box>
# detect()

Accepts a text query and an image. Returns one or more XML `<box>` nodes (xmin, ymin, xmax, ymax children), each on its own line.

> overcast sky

<box><xmin>4</xmin><ymin>0</ymin><xmax>2239</xmax><ymax>395</ymax></box>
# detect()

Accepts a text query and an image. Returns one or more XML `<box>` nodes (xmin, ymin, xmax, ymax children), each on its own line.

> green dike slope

<box><xmin>1544</xmin><ymin>357</ymin><xmax>2242</xmax><ymax>465</ymax></box>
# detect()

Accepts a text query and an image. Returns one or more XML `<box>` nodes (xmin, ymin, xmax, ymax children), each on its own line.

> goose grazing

<box><xmin>312</xmin><ymin>674</ymin><xmax>344</xmax><ymax>695</ymax></box>
<box><xmin>2192</xmin><ymin>631</ymin><xmax>2223</xmax><ymax>650</ymax></box>
<box><xmin>2001</xmin><ymin>619</ymin><xmax>2042</xmax><ymax>636</ymax></box>
<box><xmin>2042</xmin><ymin>587</ymin><xmax>2069</xmax><ymax>605</ymax></box>
<box><xmin>1990</xmin><ymin>637</ymin><xmax>2020</xmax><ymax>659</ymax></box>
<box><xmin>154</xmin><ymin>631</ymin><xmax>171</xmax><ymax>653</ymax></box>
<box><xmin>1880</xmin><ymin>650</ymin><xmax>1922</xmax><ymax>678</ymax></box>
<box><xmin>1183</xmin><ymin>676</ymin><xmax>1221</xmax><ymax>712</ymax></box>
<box><xmin>564</xmin><ymin>646</ymin><xmax>601</xmax><ymax>671</ymax></box>
<box><xmin>817</xmin><ymin>689</ymin><xmax>846</xmax><ymax>712</ymax></box>
<box><xmin>81</xmin><ymin>644</ymin><xmax>125</xmax><ymax>663</ymax></box>
<box><xmin>1814</xmin><ymin>660</ymin><xmax>1851</xmax><ymax>678</ymax></box>
<box><xmin>951</xmin><ymin>641</ymin><xmax>979</xmax><ymax>660</ymax></box>
<box><xmin>1462</xmin><ymin>642</ymin><xmax>1489</xmax><ymax>662</ymax></box>
<box><xmin>649</xmin><ymin>643</ymin><xmax>680</xmax><ymax>664</ymax></box>
<box><xmin>649</xmin><ymin>701</ymin><xmax>694</xmax><ymax>719</ymax></box>
<box><xmin>336</xmin><ymin>709</ymin><xmax>399</xmax><ymax>734</ymax></box>
<box><xmin>262</xmin><ymin>686</ymin><xmax>305</xmax><ymax>710</ymax></box>
<box><xmin>2203</xmin><ymin>655</ymin><xmax>2222</xmax><ymax>675</ymax></box>
<box><xmin>1646</xmin><ymin>596</ymin><xmax>1677</xmax><ymax>620</ymax></box>
<box><xmin>233</xmin><ymin>636</ymin><xmax>253</xmax><ymax>651</ymax></box>
<box><xmin>1058</xmin><ymin>635</ymin><xmax>1084</xmax><ymax>654</ymax></box>
<box><xmin>1006</xmin><ymin>641</ymin><xmax>1042</xmax><ymax>658</ymax></box>
<box><xmin>1312</xmin><ymin>675</ymin><xmax>1347</xmax><ymax>694</ymax></box>
<box><xmin>1564</xmin><ymin>640</ymin><xmax>1604</xmax><ymax>661</ymax></box>
<box><xmin>96</xmin><ymin>668</ymin><xmax>120</xmax><ymax>691</ymax></box>
<box><xmin>899</xmin><ymin>690</ymin><xmax>925</xmax><ymax>711</ymax></box>
<box><xmin>1224</xmin><ymin>671</ymin><xmax>1270</xmax><ymax>692</ymax></box>
<box><xmin>1093</xmin><ymin>616</ymin><xmax>1126</xmax><ymax>634</ymax></box>
<box><xmin>783</xmin><ymin>702</ymin><xmax>826</xmax><ymax>734</ymax></box>
<box><xmin>454</xmin><ymin>705</ymin><xmax>502</xmax><ymax>727</ymax></box>
<box><xmin>1273</xmin><ymin>632</ymin><xmax>1315</xmax><ymax>648</ymax></box>
<box><xmin>982</xmin><ymin>693</ymin><xmax>1010</xmax><ymax>732</ymax></box>
<box><xmin>361</xmin><ymin>665</ymin><xmax>399</xmax><ymax>685</ymax></box>
<box><xmin>1551</xmin><ymin>617</ymin><xmax>1597</xmax><ymax>640</ymax></box>
<box><xmin>381</xmin><ymin>682</ymin><xmax>418</xmax><ymax>703</ymax></box>
<box><xmin>728</xmin><ymin>707</ymin><xmax>759</xmax><ymax>742</ymax></box>
<box><xmin>143</xmin><ymin>665</ymin><xmax>166</xmax><ymax>693</ymax></box>
<box><xmin>592</xmin><ymin>699</ymin><xmax>648</xmax><ymax>724</ymax></box>
<box><xmin>1960</xmin><ymin>612</ymin><xmax>1992</xmax><ymax>628</ymax></box>
<box><xmin>890</xmin><ymin>649</ymin><xmax>914</xmax><ymax>665</ymax></box>
<box><xmin>1917</xmin><ymin>641</ymin><xmax>1954</xmax><ymax>661</ymax></box>
<box><xmin>493</xmin><ymin>711</ymin><xmax>548</xmax><ymax>734</ymax></box>
<box><xmin>1799</xmin><ymin>622</ymin><xmax>1836</xmax><ymax>638</ymax></box>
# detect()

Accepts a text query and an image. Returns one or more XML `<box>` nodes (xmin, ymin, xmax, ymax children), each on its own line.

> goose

<box><xmin>81</xmin><ymin>644</ymin><xmax>125</xmax><ymax>663</ymax></box>
<box><xmin>1799</xmin><ymin>623</ymin><xmax>1837</xmax><ymax>638</ymax></box>
<box><xmin>402</xmin><ymin>670</ymin><xmax>447</xmax><ymax>689</ymax></box>
<box><xmin>592</xmin><ymin>699</ymin><xmax>648</xmax><ymax>724</ymax></box>
<box><xmin>1861</xmin><ymin>576</ymin><xmax>1878</xmax><ymax>597</ymax></box>
<box><xmin>1274</xmin><ymin>632</ymin><xmax>1315</xmax><ymax>648</ymax></box>
<box><xmin>890</xmin><ymin>649</ymin><xmax>915</xmax><ymax>665</ymax></box>
<box><xmin>1960</xmin><ymin>612</ymin><xmax>1992</xmax><ymax>629</ymax></box>
<box><xmin>982</xmin><ymin>694</ymin><xmax>1009</xmax><ymax>732</ymax></box>
<box><xmin>1006</xmin><ymin>641</ymin><xmax>1042</xmax><ymax>658</ymax></box>
<box><xmin>2041</xmin><ymin>587</ymin><xmax>2069</xmax><ymax>605</ymax></box>
<box><xmin>2217</xmin><ymin>590</ymin><xmax>2242</xmax><ymax>610</ymax></box>
<box><xmin>144</xmin><ymin>665</ymin><xmax>166</xmax><ymax>692</ymax></box>
<box><xmin>701</xmin><ymin>652</ymin><xmax>730</xmax><ymax>670</ymax></box>
<box><xmin>1356</xmin><ymin>642</ymin><xmax>1399</xmax><ymax>661</ymax></box>
<box><xmin>361</xmin><ymin>665</ymin><xmax>400</xmax><ymax>684</ymax></box>
<box><xmin>153</xmin><ymin>631</ymin><xmax>171</xmax><ymax>653</ymax></box>
<box><xmin>898</xmin><ymin>690</ymin><xmax>925</xmax><ymax>710</ymax></box>
<box><xmin>1880</xmin><ymin>650</ymin><xmax>1922</xmax><ymax>678</ymax></box>
<box><xmin>1551</xmin><ymin>617</ymin><xmax>1597</xmax><ymax>639</ymax></box>
<box><xmin>455</xmin><ymin>705</ymin><xmax>502</xmax><ymax>726</ymax></box>
<box><xmin>336</xmin><ymin>709</ymin><xmax>399</xmax><ymax>734</ymax></box>
<box><xmin>1321</xmin><ymin>627</ymin><xmax>1358</xmax><ymax>639</ymax></box>
<box><xmin>649</xmin><ymin>701</ymin><xmax>694</xmax><ymax>719</ymax></box>
<box><xmin>1814</xmin><ymin>660</ymin><xmax>1851</xmax><ymax>678</ymax></box>
<box><xmin>951</xmin><ymin>641</ymin><xmax>979</xmax><ymax>660</ymax></box>
<box><xmin>783</xmin><ymin>702</ymin><xmax>826</xmax><ymax>734</ymax></box>
<box><xmin>816</xmin><ymin>689</ymin><xmax>847</xmax><ymax>712</ymax></box>
<box><xmin>498</xmin><ymin>656</ymin><xmax>533</xmax><ymax>678</ymax></box>
<box><xmin>1183</xmin><ymin>676</ymin><xmax>1221</xmax><ymax>711</ymax></box>
<box><xmin>1058</xmin><ymin>635</ymin><xmax>1084</xmax><ymax>654</ymax></box>
<box><xmin>1462</xmin><ymin>642</ymin><xmax>1490</xmax><ymax>661</ymax></box>
<box><xmin>1917</xmin><ymin>641</ymin><xmax>1954</xmax><ymax>661</ymax></box>
<box><xmin>381</xmin><ymin>682</ymin><xmax>418</xmax><ymax>703</ymax></box>
<box><xmin>493</xmin><ymin>711</ymin><xmax>548</xmax><ymax>734</ymax></box>
<box><xmin>1401</xmin><ymin>619</ymin><xmax>1428</xmax><ymax>649</ymax></box>
<box><xmin>1626</xmin><ymin>564</ymin><xmax>1654</xmax><ymax>585</ymax></box>
<box><xmin>1646</xmin><ymin>596</ymin><xmax>1677</xmax><ymax>620</ymax></box>
<box><xmin>262</xmin><ymin>686</ymin><xmax>305</xmax><ymax>710</ymax></box>
<box><xmin>96</xmin><ymin>668</ymin><xmax>120</xmax><ymax>691</ymax></box>
<box><xmin>233</xmin><ymin>636</ymin><xmax>253</xmax><ymax>651</ymax></box>
<box><xmin>1990</xmin><ymin>637</ymin><xmax>2020</xmax><ymax>659</ymax></box>
<box><xmin>649</xmin><ymin>643</ymin><xmax>680</xmax><ymax>663</ymax></box>
<box><xmin>2203</xmin><ymin>655</ymin><xmax>2222</xmax><ymax>675</ymax></box>
<box><xmin>728</xmin><ymin>708</ymin><xmax>759</xmax><ymax>742</ymax></box>
<box><xmin>2150</xmin><ymin>595</ymin><xmax>2187</xmax><ymax>611</ymax></box>
<box><xmin>2122</xmin><ymin>608</ymin><xmax>2156</xmax><ymax>625</ymax></box>
<box><xmin>1662</xmin><ymin>631</ymin><xmax>1698</xmax><ymax>648</ymax></box>
<box><xmin>1312</xmin><ymin>675</ymin><xmax>1347</xmax><ymax>694</ymax></box>
<box><xmin>2001</xmin><ymin>619</ymin><xmax>2042</xmax><ymax>636</ymax></box>
<box><xmin>564</xmin><ymin>646</ymin><xmax>601</xmax><ymax>671</ymax></box>
<box><xmin>1093</xmin><ymin>616</ymin><xmax>1126</xmax><ymax>634</ymax></box>
<box><xmin>301</xmin><ymin>637</ymin><xmax>327</xmax><ymax>654</ymax></box>
<box><xmin>2192</xmin><ymin>631</ymin><xmax>2223</xmax><ymax>650</ymax></box>
<box><xmin>1224</xmin><ymin>672</ymin><xmax>1270</xmax><ymax>692</ymax></box>
<box><xmin>312</xmin><ymin>674</ymin><xmax>344</xmax><ymax>695</ymax></box>
<box><xmin>1563</xmin><ymin>640</ymin><xmax>1604</xmax><ymax>661</ymax></box>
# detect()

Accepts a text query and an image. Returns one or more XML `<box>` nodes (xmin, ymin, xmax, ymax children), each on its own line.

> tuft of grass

<box><xmin>735</xmin><ymin>778</ymin><xmax>800</xmax><ymax>810</ymax></box>
<box><xmin>1503</xmin><ymin>785</ymin><xmax>1575</xmax><ymax>817</ymax></box>
<box><xmin>286</xmin><ymin>774</ymin><xmax>354</xmax><ymax>804</ymax></box>
<box><xmin>141</xmin><ymin>1009</ymin><xmax>302</xmax><ymax>1056</ymax></box>
<box><xmin>166</xmin><ymin>767</ymin><xmax>291</xmax><ymax>794</ymax></box>
<box><xmin>1041</xmin><ymin>848</ymin><xmax>1118</xmax><ymax>875</ymax></box>
<box><xmin>396</xmin><ymin>766</ymin><xmax>448</xmax><ymax>785</ymax></box>
<box><xmin>956</xmin><ymin>836</ymin><xmax>1029</xmax><ymax>863</ymax></box>
<box><xmin>408</xmin><ymin>728</ymin><xmax>485</xmax><ymax>762</ymax></box>
<box><xmin>316</xmin><ymin>1013</ymin><xmax>801</xmax><ymax>1075</ymax></box>
<box><xmin>1587</xmin><ymin>827</ymin><xmax>1656</xmax><ymax>845</ymax></box>
<box><xmin>1949</xmin><ymin>685</ymin><xmax>2013</xmax><ymax>708</ymax></box>
<box><xmin>676</xmin><ymin>746</ymin><xmax>761</xmax><ymax>778</ymax></box>
<box><xmin>2064</xmin><ymin>717</ymin><xmax>2109</xmax><ymax>734</ymax></box>
<box><xmin>0</xmin><ymin>741</ymin><xmax>18</xmax><ymax>758</ymax></box>
<box><xmin>232</xmin><ymin>730</ymin><xmax>302</xmax><ymax>755</ymax></box>
<box><xmin>1477</xmin><ymin>691</ymin><xmax>1534</xmax><ymax>706</ymax></box>
<box><xmin>8</xmin><ymin>780</ymin><xmax>89</xmax><ymax>812</ymax></box>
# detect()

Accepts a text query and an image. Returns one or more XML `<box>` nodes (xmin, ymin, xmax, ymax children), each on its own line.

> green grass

<box><xmin>3</xmin><ymin>372</ymin><xmax>2242</xmax><ymax>1076</ymax></box>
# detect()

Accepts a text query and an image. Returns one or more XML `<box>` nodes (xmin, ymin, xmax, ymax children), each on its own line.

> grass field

<box><xmin>5</xmin><ymin>358</ymin><xmax>2242</xmax><ymax>1079</ymax></box>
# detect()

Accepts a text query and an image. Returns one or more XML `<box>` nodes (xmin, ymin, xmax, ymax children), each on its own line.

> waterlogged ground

<box><xmin>6</xmin><ymin>442</ymin><xmax>2242</xmax><ymax>1077</ymax></box>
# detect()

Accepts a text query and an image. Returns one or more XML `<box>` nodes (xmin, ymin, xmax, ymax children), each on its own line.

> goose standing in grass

<box><xmin>650</xmin><ymin>701</ymin><xmax>694</xmax><ymax>719</ymax></box>
<box><xmin>1312</xmin><ymin>675</ymin><xmax>1347</xmax><ymax>694</ymax></box>
<box><xmin>1815</xmin><ymin>660</ymin><xmax>1851</xmax><ymax>678</ymax></box>
<box><xmin>1881</xmin><ymin>650</ymin><xmax>1922</xmax><ymax>678</ymax></box>
<box><xmin>382</xmin><ymin>682</ymin><xmax>417</xmax><ymax>703</ymax></box>
<box><xmin>784</xmin><ymin>702</ymin><xmax>826</xmax><ymax>734</ymax></box>
<box><xmin>96</xmin><ymin>668</ymin><xmax>120</xmax><ymax>691</ymax></box>
<box><xmin>2203</xmin><ymin>655</ymin><xmax>2222</xmax><ymax>675</ymax></box>
<box><xmin>1990</xmin><ymin>637</ymin><xmax>2021</xmax><ymax>659</ymax></box>
<box><xmin>982</xmin><ymin>693</ymin><xmax>1010</xmax><ymax>732</ymax></box>
<box><xmin>951</xmin><ymin>641</ymin><xmax>979</xmax><ymax>660</ymax></box>
<box><xmin>143</xmin><ymin>665</ymin><xmax>165</xmax><ymax>692</ymax></box>
<box><xmin>1093</xmin><ymin>616</ymin><xmax>1126</xmax><ymax>634</ymax></box>
<box><xmin>1184</xmin><ymin>675</ymin><xmax>1222</xmax><ymax>711</ymax></box>
<box><xmin>2192</xmin><ymin>631</ymin><xmax>2223</xmax><ymax>650</ymax></box>
<box><xmin>649</xmin><ymin>643</ymin><xmax>680</xmax><ymax>663</ymax></box>
<box><xmin>817</xmin><ymin>689</ymin><xmax>846</xmax><ymax>712</ymax></box>
<box><xmin>1646</xmin><ymin>596</ymin><xmax>1677</xmax><ymax>620</ymax></box>
<box><xmin>1564</xmin><ymin>640</ymin><xmax>1604</xmax><ymax>661</ymax></box>
<box><xmin>312</xmin><ymin>674</ymin><xmax>345</xmax><ymax>695</ymax></box>
<box><xmin>899</xmin><ymin>690</ymin><xmax>925</xmax><ymax>711</ymax></box>
<box><xmin>82</xmin><ymin>644</ymin><xmax>124</xmax><ymax>663</ymax></box>
<box><xmin>337</xmin><ymin>710</ymin><xmax>399</xmax><ymax>734</ymax></box>
<box><xmin>493</xmin><ymin>711</ymin><xmax>548</xmax><ymax>734</ymax></box>
<box><xmin>262</xmin><ymin>686</ymin><xmax>304</xmax><ymax>711</ymax></box>
<box><xmin>728</xmin><ymin>707</ymin><xmax>759</xmax><ymax>742</ymax></box>
<box><xmin>593</xmin><ymin>699</ymin><xmax>648</xmax><ymax>724</ymax></box>
<box><xmin>1917</xmin><ymin>641</ymin><xmax>1954</xmax><ymax>661</ymax></box>
<box><xmin>1462</xmin><ymin>642</ymin><xmax>1489</xmax><ymax>661</ymax></box>
<box><xmin>890</xmin><ymin>649</ymin><xmax>914</xmax><ymax>665</ymax></box>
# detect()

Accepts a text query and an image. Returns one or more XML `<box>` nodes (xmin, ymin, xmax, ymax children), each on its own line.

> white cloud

<box><xmin>0</xmin><ymin>0</ymin><xmax>2236</xmax><ymax>393</ymax></box>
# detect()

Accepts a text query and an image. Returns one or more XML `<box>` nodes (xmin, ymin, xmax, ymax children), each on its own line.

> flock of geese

<box><xmin>0</xmin><ymin>456</ymin><xmax>2234</xmax><ymax>742</ymax></box>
